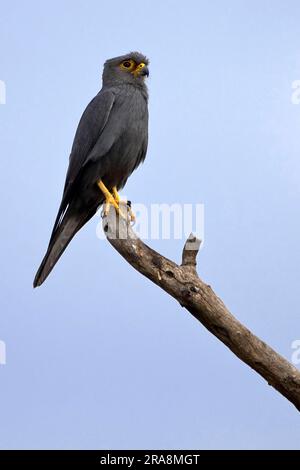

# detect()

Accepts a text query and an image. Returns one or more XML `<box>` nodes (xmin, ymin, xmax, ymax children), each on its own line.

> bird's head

<box><xmin>102</xmin><ymin>52</ymin><xmax>149</xmax><ymax>87</ymax></box>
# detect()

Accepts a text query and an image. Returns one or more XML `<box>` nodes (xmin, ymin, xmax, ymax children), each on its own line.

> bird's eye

<box><xmin>120</xmin><ymin>59</ymin><xmax>135</xmax><ymax>71</ymax></box>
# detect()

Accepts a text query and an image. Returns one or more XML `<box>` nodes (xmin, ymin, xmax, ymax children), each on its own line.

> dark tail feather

<box><xmin>33</xmin><ymin>209</ymin><xmax>92</xmax><ymax>288</ymax></box>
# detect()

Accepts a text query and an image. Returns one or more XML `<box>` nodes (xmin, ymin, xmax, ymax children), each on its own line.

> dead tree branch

<box><xmin>102</xmin><ymin>205</ymin><xmax>300</xmax><ymax>412</ymax></box>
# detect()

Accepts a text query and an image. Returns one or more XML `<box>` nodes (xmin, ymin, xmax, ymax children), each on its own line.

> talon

<box><xmin>103</xmin><ymin>198</ymin><xmax>114</xmax><ymax>217</ymax></box>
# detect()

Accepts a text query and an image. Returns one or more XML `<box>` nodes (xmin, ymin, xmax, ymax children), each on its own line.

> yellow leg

<box><xmin>112</xmin><ymin>186</ymin><xmax>136</xmax><ymax>223</ymax></box>
<box><xmin>112</xmin><ymin>187</ymin><xmax>120</xmax><ymax>204</ymax></box>
<box><xmin>97</xmin><ymin>180</ymin><xmax>123</xmax><ymax>217</ymax></box>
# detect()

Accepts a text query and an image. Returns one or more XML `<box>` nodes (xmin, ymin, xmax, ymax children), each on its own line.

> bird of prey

<box><xmin>33</xmin><ymin>52</ymin><xmax>149</xmax><ymax>287</ymax></box>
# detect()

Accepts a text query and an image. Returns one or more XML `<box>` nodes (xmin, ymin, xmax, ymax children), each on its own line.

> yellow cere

<box><xmin>132</xmin><ymin>62</ymin><xmax>146</xmax><ymax>77</ymax></box>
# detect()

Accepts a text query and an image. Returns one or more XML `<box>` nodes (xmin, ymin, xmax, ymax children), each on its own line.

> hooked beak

<box><xmin>140</xmin><ymin>65</ymin><xmax>149</xmax><ymax>77</ymax></box>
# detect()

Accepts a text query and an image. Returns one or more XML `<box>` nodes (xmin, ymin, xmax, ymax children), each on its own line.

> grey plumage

<box><xmin>34</xmin><ymin>52</ymin><xmax>149</xmax><ymax>287</ymax></box>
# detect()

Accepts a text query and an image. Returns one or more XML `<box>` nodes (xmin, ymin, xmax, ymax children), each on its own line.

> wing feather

<box><xmin>50</xmin><ymin>89</ymin><xmax>115</xmax><ymax>238</ymax></box>
<box><xmin>65</xmin><ymin>89</ymin><xmax>115</xmax><ymax>193</ymax></box>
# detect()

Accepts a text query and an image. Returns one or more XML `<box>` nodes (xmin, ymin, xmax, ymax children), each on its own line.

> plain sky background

<box><xmin>0</xmin><ymin>0</ymin><xmax>300</xmax><ymax>450</ymax></box>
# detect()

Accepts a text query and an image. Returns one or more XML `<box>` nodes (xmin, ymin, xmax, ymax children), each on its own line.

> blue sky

<box><xmin>0</xmin><ymin>0</ymin><xmax>300</xmax><ymax>449</ymax></box>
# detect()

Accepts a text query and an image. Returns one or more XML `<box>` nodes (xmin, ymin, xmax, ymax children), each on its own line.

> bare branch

<box><xmin>102</xmin><ymin>206</ymin><xmax>300</xmax><ymax>412</ymax></box>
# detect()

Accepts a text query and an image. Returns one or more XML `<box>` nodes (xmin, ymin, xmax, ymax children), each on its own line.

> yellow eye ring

<box><xmin>120</xmin><ymin>59</ymin><xmax>135</xmax><ymax>71</ymax></box>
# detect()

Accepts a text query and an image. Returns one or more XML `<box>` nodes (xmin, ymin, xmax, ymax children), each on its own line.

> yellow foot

<box><xmin>98</xmin><ymin>181</ymin><xmax>136</xmax><ymax>222</ymax></box>
<box><xmin>97</xmin><ymin>181</ymin><xmax>124</xmax><ymax>218</ymax></box>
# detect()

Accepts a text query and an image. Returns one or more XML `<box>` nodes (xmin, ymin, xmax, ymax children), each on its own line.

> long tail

<box><xmin>33</xmin><ymin>207</ymin><xmax>94</xmax><ymax>288</ymax></box>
